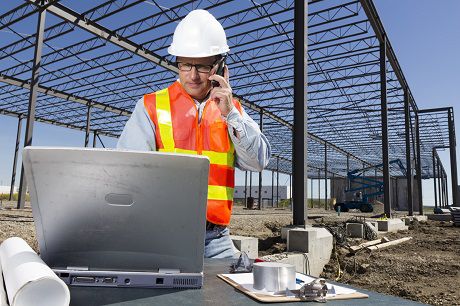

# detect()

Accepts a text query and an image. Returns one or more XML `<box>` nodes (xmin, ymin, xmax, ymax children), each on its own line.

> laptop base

<box><xmin>54</xmin><ymin>269</ymin><xmax>203</xmax><ymax>289</ymax></box>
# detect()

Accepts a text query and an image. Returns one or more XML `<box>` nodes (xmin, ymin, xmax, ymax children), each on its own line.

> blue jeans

<box><xmin>204</xmin><ymin>226</ymin><xmax>236</xmax><ymax>258</ymax></box>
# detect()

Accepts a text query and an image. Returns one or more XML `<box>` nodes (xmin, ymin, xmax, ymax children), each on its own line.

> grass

<box><xmin>0</xmin><ymin>193</ymin><xmax>30</xmax><ymax>201</ymax></box>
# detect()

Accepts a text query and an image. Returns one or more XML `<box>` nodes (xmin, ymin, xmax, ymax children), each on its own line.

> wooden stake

<box><xmin>366</xmin><ymin>237</ymin><xmax>412</xmax><ymax>251</ymax></box>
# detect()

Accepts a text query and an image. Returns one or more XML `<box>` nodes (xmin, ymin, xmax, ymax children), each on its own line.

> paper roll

<box><xmin>253</xmin><ymin>262</ymin><xmax>296</xmax><ymax>292</ymax></box>
<box><xmin>0</xmin><ymin>258</ymin><xmax>8</xmax><ymax>306</ymax></box>
<box><xmin>0</xmin><ymin>237</ymin><xmax>70</xmax><ymax>306</ymax></box>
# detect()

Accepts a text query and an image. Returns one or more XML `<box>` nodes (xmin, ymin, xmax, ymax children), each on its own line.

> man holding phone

<box><xmin>117</xmin><ymin>10</ymin><xmax>270</xmax><ymax>258</ymax></box>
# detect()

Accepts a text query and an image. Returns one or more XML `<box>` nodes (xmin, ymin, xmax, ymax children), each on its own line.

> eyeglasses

<box><xmin>176</xmin><ymin>62</ymin><xmax>215</xmax><ymax>73</ymax></box>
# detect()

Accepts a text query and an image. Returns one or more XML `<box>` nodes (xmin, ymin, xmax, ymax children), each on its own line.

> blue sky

<box><xmin>0</xmin><ymin>1</ymin><xmax>459</xmax><ymax>206</ymax></box>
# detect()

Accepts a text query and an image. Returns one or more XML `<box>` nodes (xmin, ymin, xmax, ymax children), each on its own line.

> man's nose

<box><xmin>190</xmin><ymin>66</ymin><xmax>200</xmax><ymax>79</ymax></box>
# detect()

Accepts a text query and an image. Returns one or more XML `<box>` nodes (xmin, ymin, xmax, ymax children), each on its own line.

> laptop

<box><xmin>22</xmin><ymin>147</ymin><xmax>209</xmax><ymax>288</ymax></box>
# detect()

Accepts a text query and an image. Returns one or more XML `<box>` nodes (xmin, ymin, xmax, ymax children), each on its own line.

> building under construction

<box><xmin>0</xmin><ymin>0</ymin><xmax>457</xmax><ymax>222</ymax></box>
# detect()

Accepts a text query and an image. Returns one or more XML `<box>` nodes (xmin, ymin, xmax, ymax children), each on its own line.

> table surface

<box><xmin>69</xmin><ymin>259</ymin><xmax>426</xmax><ymax>306</ymax></box>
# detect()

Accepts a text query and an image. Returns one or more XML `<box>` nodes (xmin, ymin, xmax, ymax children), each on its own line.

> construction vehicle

<box><xmin>334</xmin><ymin>159</ymin><xmax>406</xmax><ymax>213</ymax></box>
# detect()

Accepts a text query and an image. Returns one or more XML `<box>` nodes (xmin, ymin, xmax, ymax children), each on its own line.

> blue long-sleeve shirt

<box><xmin>117</xmin><ymin>95</ymin><xmax>271</xmax><ymax>172</ymax></box>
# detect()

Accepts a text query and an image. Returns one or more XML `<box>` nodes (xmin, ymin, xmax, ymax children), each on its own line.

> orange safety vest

<box><xmin>143</xmin><ymin>81</ymin><xmax>243</xmax><ymax>226</ymax></box>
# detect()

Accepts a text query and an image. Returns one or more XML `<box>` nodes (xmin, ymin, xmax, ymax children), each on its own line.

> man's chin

<box><xmin>186</xmin><ymin>88</ymin><xmax>208</xmax><ymax>101</ymax></box>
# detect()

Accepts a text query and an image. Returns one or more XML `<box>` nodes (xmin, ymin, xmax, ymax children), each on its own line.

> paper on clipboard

<box><xmin>221</xmin><ymin>272</ymin><xmax>357</xmax><ymax>297</ymax></box>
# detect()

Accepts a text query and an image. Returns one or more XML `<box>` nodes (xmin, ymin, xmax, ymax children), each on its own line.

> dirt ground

<box><xmin>230</xmin><ymin>205</ymin><xmax>459</xmax><ymax>306</ymax></box>
<box><xmin>1</xmin><ymin>200</ymin><xmax>458</xmax><ymax>305</ymax></box>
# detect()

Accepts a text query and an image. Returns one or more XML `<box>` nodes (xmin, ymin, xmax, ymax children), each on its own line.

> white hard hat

<box><xmin>168</xmin><ymin>9</ymin><xmax>230</xmax><ymax>58</ymax></box>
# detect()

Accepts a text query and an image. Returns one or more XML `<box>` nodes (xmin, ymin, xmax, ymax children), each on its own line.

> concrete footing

<box><xmin>280</xmin><ymin>227</ymin><xmax>333</xmax><ymax>277</ymax></box>
<box><xmin>230</xmin><ymin>235</ymin><xmax>258</xmax><ymax>259</ymax></box>
<box><xmin>377</xmin><ymin>219</ymin><xmax>408</xmax><ymax>232</ymax></box>
<box><xmin>346</xmin><ymin>223</ymin><xmax>364</xmax><ymax>238</ymax></box>
<box><xmin>402</xmin><ymin>215</ymin><xmax>428</xmax><ymax>225</ymax></box>
<box><xmin>281</xmin><ymin>225</ymin><xmax>305</xmax><ymax>240</ymax></box>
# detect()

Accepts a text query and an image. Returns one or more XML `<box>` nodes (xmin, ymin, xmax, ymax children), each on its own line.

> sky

<box><xmin>0</xmin><ymin>0</ymin><xmax>459</xmax><ymax>206</ymax></box>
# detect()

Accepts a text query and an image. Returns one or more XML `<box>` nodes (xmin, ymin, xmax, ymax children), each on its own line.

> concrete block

<box><xmin>230</xmin><ymin>235</ymin><xmax>258</xmax><ymax>259</ymax></box>
<box><xmin>401</xmin><ymin>215</ymin><xmax>427</xmax><ymax>225</ymax></box>
<box><xmin>401</xmin><ymin>216</ymin><xmax>413</xmax><ymax>225</ymax></box>
<box><xmin>346</xmin><ymin>223</ymin><xmax>364</xmax><ymax>238</ymax></box>
<box><xmin>413</xmin><ymin>215</ymin><xmax>428</xmax><ymax>222</ymax></box>
<box><xmin>281</xmin><ymin>225</ymin><xmax>304</xmax><ymax>240</ymax></box>
<box><xmin>287</xmin><ymin>228</ymin><xmax>315</xmax><ymax>253</ymax></box>
<box><xmin>427</xmin><ymin>214</ymin><xmax>453</xmax><ymax>222</ymax></box>
<box><xmin>284</xmin><ymin>227</ymin><xmax>333</xmax><ymax>277</ymax></box>
<box><xmin>377</xmin><ymin>219</ymin><xmax>408</xmax><ymax>232</ymax></box>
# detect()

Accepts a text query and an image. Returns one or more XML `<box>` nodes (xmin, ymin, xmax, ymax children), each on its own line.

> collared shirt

<box><xmin>117</xmin><ymin>95</ymin><xmax>271</xmax><ymax>172</ymax></box>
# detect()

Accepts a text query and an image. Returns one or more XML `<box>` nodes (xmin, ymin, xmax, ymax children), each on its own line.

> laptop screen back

<box><xmin>23</xmin><ymin>147</ymin><xmax>209</xmax><ymax>274</ymax></box>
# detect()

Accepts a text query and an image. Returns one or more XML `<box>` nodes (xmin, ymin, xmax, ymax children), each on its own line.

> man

<box><xmin>117</xmin><ymin>9</ymin><xmax>270</xmax><ymax>258</ymax></box>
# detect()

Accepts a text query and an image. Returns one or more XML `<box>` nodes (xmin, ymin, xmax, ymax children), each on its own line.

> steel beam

<box><xmin>9</xmin><ymin>116</ymin><xmax>22</xmax><ymax>201</ymax></box>
<box><xmin>292</xmin><ymin>0</ymin><xmax>308</xmax><ymax>225</ymax></box>
<box><xmin>359</xmin><ymin>0</ymin><xmax>418</xmax><ymax>112</ymax></box>
<box><xmin>0</xmin><ymin>74</ymin><xmax>131</xmax><ymax>117</ymax></box>
<box><xmin>404</xmin><ymin>89</ymin><xmax>413</xmax><ymax>215</ymax></box>
<box><xmin>379</xmin><ymin>35</ymin><xmax>391</xmax><ymax>217</ymax></box>
<box><xmin>17</xmin><ymin>8</ymin><xmax>46</xmax><ymax>209</ymax></box>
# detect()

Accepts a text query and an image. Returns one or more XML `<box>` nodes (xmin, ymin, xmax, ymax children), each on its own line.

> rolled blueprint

<box><xmin>253</xmin><ymin>262</ymin><xmax>296</xmax><ymax>292</ymax></box>
<box><xmin>0</xmin><ymin>258</ymin><xmax>8</xmax><ymax>306</ymax></box>
<box><xmin>0</xmin><ymin>237</ymin><xmax>70</xmax><ymax>306</ymax></box>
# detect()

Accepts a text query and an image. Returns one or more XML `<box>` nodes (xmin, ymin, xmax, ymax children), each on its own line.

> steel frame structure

<box><xmin>0</xmin><ymin>0</ymin><xmax>456</xmax><ymax>217</ymax></box>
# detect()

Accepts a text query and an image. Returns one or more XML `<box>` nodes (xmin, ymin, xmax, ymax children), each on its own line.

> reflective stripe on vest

<box><xmin>147</xmin><ymin>82</ymin><xmax>240</xmax><ymax>225</ymax></box>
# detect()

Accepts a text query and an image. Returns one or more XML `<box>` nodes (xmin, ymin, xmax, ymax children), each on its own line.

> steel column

<box><xmin>346</xmin><ymin>154</ymin><xmax>350</xmax><ymax>189</ymax></box>
<box><xmin>318</xmin><ymin>170</ymin><xmax>321</xmax><ymax>208</ymax></box>
<box><xmin>9</xmin><ymin>116</ymin><xmax>22</xmax><ymax>201</ymax></box>
<box><xmin>292</xmin><ymin>0</ymin><xmax>308</xmax><ymax>225</ymax></box>
<box><xmin>433</xmin><ymin>150</ymin><xmax>438</xmax><ymax>209</ymax></box>
<box><xmin>415</xmin><ymin>114</ymin><xmax>423</xmax><ymax>214</ymax></box>
<box><xmin>310</xmin><ymin>177</ymin><xmax>313</xmax><ymax>208</ymax></box>
<box><xmin>324</xmin><ymin>143</ymin><xmax>328</xmax><ymax>210</ymax></box>
<box><xmin>249</xmin><ymin>171</ymin><xmax>252</xmax><ymax>200</ymax></box>
<box><xmin>404</xmin><ymin>89</ymin><xmax>413</xmax><ymax>215</ymax></box>
<box><xmin>271</xmin><ymin>170</ymin><xmax>274</xmax><ymax>207</ymax></box>
<box><xmin>437</xmin><ymin>157</ymin><xmax>442</xmax><ymax>207</ymax></box>
<box><xmin>445</xmin><ymin>171</ymin><xmax>449</xmax><ymax>207</ymax></box>
<box><xmin>380</xmin><ymin>36</ymin><xmax>391</xmax><ymax>217</ymax></box>
<box><xmin>244</xmin><ymin>171</ymin><xmax>248</xmax><ymax>208</ymax></box>
<box><xmin>17</xmin><ymin>8</ymin><xmax>46</xmax><ymax>209</ymax></box>
<box><xmin>442</xmin><ymin>171</ymin><xmax>447</xmax><ymax>207</ymax></box>
<box><xmin>93</xmin><ymin>131</ymin><xmax>97</xmax><ymax>148</ymax></box>
<box><xmin>289</xmin><ymin>174</ymin><xmax>292</xmax><ymax>209</ymax></box>
<box><xmin>276</xmin><ymin>156</ymin><xmax>279</xmax><ymax>207</ymax></box>
<box><xmin>448</xmin><ymin>108</ymin><xmax>458</xmax><ymax>206</ymax></box>
<box><xmin>84</xmin><ymin>103</ymin><xmax>91</xmax><ymax>147</ymax></box>
<box><xmin>258</xmin><ymin>111</ymin><xmax>263</xmax><ymax>209</ymax></box>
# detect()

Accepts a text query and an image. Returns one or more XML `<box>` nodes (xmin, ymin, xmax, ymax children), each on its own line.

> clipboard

<box><xmin>217</xmin><ymin>274</ymin><xmax>369</xmax><ymax>303</ymax></box>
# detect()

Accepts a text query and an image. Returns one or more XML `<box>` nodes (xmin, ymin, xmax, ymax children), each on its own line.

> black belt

<box><xmin>206</xmin><ymin>221</ymin><xmax>222</xmax><ymax>230</ymax></box>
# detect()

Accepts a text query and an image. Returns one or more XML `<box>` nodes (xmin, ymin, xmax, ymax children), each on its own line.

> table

<box><xmin>69</xmin><ymin>259</ymin><xmax>426</xmax><ymax>306</ymax></box>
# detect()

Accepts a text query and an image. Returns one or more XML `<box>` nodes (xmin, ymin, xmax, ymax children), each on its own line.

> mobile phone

<box><xmin>211</xmin><ymin>58</ymin><xmax>226</xmax><ymax>88</ymax></box>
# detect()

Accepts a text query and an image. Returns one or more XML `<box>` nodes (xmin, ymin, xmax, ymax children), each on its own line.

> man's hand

<box><xmin>208</xmin><ymin>66</ymin><xmax>234</xmax><ymax>117</ymax></box>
